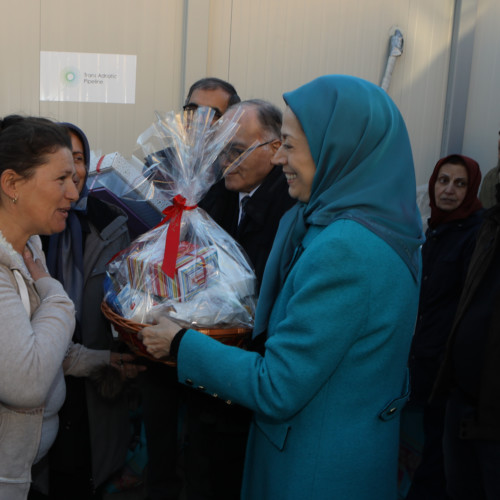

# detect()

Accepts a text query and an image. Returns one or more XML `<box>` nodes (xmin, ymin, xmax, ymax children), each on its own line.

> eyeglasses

<box><xmin>182</xmin><ymin>103</ymin><xmax>223</xmax><ymax>121</ymax></box>
<box><xmin>220</xmin><ymin>140</ymin><xmax>276</xmax><ymax>166</ymax></box>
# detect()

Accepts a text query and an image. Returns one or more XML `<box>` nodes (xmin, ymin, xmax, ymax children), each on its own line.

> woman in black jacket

<box><xmin>406</xmin><ymin>154</ymin><xmax>483</xmax><ymax>499</ymax></box>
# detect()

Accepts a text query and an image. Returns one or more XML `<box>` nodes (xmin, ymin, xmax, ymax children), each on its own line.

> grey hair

<box><xmin>231</xmin><ymin>99</ymin><xmax>282</xmax><ymax>140</ymax></box>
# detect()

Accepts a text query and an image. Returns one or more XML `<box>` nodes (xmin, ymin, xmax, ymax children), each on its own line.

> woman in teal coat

<box><xmin>142</xmin><ymin>75</ymin><xmax>424</xmax><ymax>499</ymax></box>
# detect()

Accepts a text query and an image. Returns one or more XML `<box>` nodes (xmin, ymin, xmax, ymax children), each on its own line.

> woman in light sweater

<box><xmin>0</xmin><ymin>115</ymin><xmax>121</xmax><ymax>500</ymax></box>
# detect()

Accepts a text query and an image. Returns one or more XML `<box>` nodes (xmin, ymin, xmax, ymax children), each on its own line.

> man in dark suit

<box><xmin>200</xmin><ymin>99</ymin><xmax>295</xmax><ymax>285</ymax></box>
<box><xmin>185</xmin><ymin>99</ymin><xmax>295</xmax><ymax>500</ymax></box>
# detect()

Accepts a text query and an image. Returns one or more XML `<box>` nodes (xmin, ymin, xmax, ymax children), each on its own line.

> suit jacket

<box><xmin>199</xmin><ymin>165</ymin><xmax>295</xmax><ymax>286</ymax></box>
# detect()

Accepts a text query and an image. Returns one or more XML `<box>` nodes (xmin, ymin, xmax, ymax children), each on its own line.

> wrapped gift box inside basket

<box><xmin>102</xmin><ymin>107</ymin><xmax>258</xmax><ymax>365</ymax></box>
<box><xmin>127</xmin><ymin>240</ymin><xmax>219</xmax><ymax>301</ymax></box>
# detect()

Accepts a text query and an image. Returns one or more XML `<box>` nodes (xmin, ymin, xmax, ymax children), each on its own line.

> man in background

<box><xmin>200</xmin><ymin>99</ymin><xmax>295</xmax><ymax>285</ymax></box>
<box><xmin>140</xmin><ymin>77</ymin><xmax>240</xmax><ymax>500</ymax></box>
<box><xmin>183</xmin><ymin>77</ymin><xmax>240</xmax><ymax>122</ymax></box>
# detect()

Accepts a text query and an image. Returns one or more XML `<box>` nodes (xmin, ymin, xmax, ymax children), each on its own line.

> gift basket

<box><xmin>102</xmin><ymin>107</ymin><xmax>258</xmax><ymax>365</ymax></box>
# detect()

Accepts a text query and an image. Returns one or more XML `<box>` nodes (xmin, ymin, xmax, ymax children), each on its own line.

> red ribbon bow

<box><xmin>155</xmin><ymin>194</ymin><xmax>197</xmax><ymax>278</ymax></box>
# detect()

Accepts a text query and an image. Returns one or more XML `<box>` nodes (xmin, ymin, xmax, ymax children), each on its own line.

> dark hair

<box><xmin>233</xmin><ymin>99</ymin><xmax>282</xmax><ymax>139</ymax></box>
<box><xmin>0</xmin><ymin>115</ymin><xmax>72</xmax><ymax>179</ymax></box>
<box><xmin>185</xmin><ymin>78</ymin><xmax>241</xmax><ymax>107</ymax></box>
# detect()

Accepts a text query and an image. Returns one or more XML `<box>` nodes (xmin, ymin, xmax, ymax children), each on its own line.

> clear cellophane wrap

<box><xmin>104</xmin><ymin>108</ymin><xmax>257</xmax><ymax>329</ymax></box>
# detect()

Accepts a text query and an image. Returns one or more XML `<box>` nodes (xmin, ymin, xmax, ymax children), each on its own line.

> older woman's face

<box><xmin>272</xmin><ymin>107</ymin><xmax>316</xmax><ymax>203</ymax></box>
<box><xmin>434</xmin><ymin>163</ymin><xmax>468</xmax><ymax>212</ymax></box>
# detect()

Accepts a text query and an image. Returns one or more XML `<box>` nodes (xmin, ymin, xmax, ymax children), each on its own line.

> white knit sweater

<box><xmin>0</xmin><ymin>232</ymin><xmax>109</xmax><ymax>498</ymax></box>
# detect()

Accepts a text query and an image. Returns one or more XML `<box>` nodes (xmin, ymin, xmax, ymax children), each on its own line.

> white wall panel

<box><xmin>184</xmin><ymin>0</ymin><xmax>211</xmax><ymax>91</ymax></box>
<box><xmin>462</xmin><ymin>0</ymin><xmax>500</xmax><ymax>177</ymax></box>
<box><xmin>0</xmin><ymin>0</ymin><xmax>41</xmax><ymax>116</ymax></box>
<box><xmin>0</xmin><ymin>0</ymin><xmax>456</xmax><ymax>185</ymax></box>
<box><xmin>0</xmin><ymin>0</ymin><xmax>185</xmax><ymax>158</ymax></box>
<box><xmin>399</xmin><ymin>0</ymin><xmax>455</xmax><ymax>184</ymax></box>
<box><xmin>38</xmin><ymin>0</ymin><xmax>185</xmax><ymax>158</ymax></box>
<box><xmin>208</xmin><ymin>0</ymin><xmax>454</xmax><ymax>185</ymax></box>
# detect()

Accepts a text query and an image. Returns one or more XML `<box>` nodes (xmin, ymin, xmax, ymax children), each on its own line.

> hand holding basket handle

<box><xmin>140</xmin><ymin>316</ymin><xmax>181</xmax><ymax>359</ymax></box>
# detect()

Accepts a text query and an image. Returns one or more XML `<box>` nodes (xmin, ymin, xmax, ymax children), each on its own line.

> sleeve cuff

<box><xmin>170</xmin><ymin>328</ymin><xmax>187</xmax><ymax>360</ymax></box>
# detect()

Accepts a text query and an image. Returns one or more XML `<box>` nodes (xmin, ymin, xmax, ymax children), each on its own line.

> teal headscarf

<box><xmin>253</xmin><ymin>75</ymin><xmax>423</xmax><ymax>337</ymax></box>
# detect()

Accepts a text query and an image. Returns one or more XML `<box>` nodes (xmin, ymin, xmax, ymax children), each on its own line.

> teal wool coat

<box><xmin>177</xmin><ymin>219</ymin><xmax>420</xmax><ymax>499</ymax></box>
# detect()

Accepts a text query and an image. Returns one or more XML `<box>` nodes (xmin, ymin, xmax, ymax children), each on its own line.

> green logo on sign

<box><xmin>62</xmin><ymin>67</ymin><xmax>80</xmax><ymax>86</ymax></box>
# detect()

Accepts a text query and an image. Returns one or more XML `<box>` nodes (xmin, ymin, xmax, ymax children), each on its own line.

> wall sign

<box><xmin>40</xmin><ymin>51</ymin><xmax>137</xmax><ymax>104</ymax></box>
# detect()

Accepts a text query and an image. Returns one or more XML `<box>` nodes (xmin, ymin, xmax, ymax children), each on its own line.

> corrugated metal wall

<box><xmin>0</xmin><ymin>0</ymin><xmax>458</xmax><ymax>184</ymax></box>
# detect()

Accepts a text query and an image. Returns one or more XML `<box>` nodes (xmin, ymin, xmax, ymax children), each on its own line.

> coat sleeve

<box><xmin>177</xmin><ymin>222</ymin><xmax>392</xmax><ymax>421</ymax></box>
<box><xmin>0</xmin><ymin>274</ymin><xmax>75</xmax><ymax>408</ymax></box>
<box><xmin>63</xmin><ymin>343</ymin><xmax>110</xmax><ymax>376</ymax></box>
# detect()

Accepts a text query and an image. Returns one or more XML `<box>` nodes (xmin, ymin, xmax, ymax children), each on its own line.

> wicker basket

<box><xmin>101</xmin><ymin>300</ymin><xmax>250</xmax><ymax>366</ymax></box>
